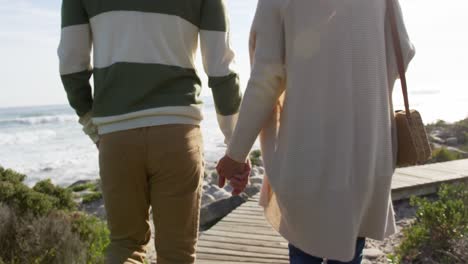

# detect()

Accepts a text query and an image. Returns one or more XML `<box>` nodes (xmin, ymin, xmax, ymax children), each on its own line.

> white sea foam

<box><xmin>0</xmin><ymin>129</ymin><xmax>57</xmax><ymax>145</ymax></box>
<box><xmin>0</xmin><ymin>114</ymin><xmax>77</xmax><ymax>126</ymax></box>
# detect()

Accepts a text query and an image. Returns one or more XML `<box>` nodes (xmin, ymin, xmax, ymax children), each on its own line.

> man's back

<box><xmin>58</xmin><ymin>1</ymin><xmax>241</xmax><ymax>263</ymax></box>
<box><xmin>59</xmin><ymin>0</ymin><xmax>241</xmax><ymax>143</ymax></box>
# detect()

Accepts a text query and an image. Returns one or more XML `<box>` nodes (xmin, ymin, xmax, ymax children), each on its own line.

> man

<box><xmin>58</xmin><ymin>0</ymin><xmax>242</xmax><ymax>263</ymax></box>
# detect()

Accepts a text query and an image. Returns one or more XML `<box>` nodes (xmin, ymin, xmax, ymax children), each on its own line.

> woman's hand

<box><xmin>217</xmin><ymin>155</ymin><xmax>251</xmax><ymax>195</ymax></box>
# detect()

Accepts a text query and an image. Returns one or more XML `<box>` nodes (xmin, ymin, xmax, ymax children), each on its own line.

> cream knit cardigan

<box><xmin>227</xmin><ymin>0</ymin><xmax>415</xmax><ymax>261</ymax></box>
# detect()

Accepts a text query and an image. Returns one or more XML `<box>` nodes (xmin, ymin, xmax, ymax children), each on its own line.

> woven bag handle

<box><xmin>387</xmin><ymin>0</ymin><xmax>411</xmax><ymax>118</ymax></box>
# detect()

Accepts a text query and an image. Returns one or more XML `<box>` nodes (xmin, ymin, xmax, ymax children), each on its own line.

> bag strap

<box><xmin>387</xmin><ymin>0</ymin><xmax>411</xmax><ymax>118</ymax></box>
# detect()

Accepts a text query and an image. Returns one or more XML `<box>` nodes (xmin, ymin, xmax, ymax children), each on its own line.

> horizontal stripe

<box><xmin>78</xmin><ymin>111</ymin><xmax>100</xmax><ymax>143</ymax></box>
<box><xmin>200</xmin><ymin>0</ymin><xmax>229</xmax><ymax>31</ymax></box>
<box><xmin>91</xmin><ymin>12</ymin><xmax>198</xmax><ymax>69</ymax></box>
<box><xmin>200</xmin><ymin>30</ymin><xmax>236</xmax><ymax>77</ymax></box>
<box><xmin>217</xmin><ymin>113</ymin><xmax>239</xmax><ymax>144</ymax></box>
<box><xmin>60</xmin><ymin>70</ymin><xmax>93</xmax><ymax>117</ymax></box>
<box><xmin>58</xmin><ymin>24</ymin><xmax>92</xmax><ymax>75</ymax></box>
<box><xmin>209</xmin><ymin>73</ymin><xmax>242</xmax><ymax>116</ymax></box>
<box><xmin>93</xmin><ymin>105</ymin><xmax>203</xmax><ymax>125</ymax></box>
<box><xmin>93</xmin><ymin>62</ymin><xmax>202</xmax><ymax>117</ymax></box>
<box><xmin>97</xmin><ymin>115</ymin><xmax>201</xmax><ymax>135</ymax></box>
<box><xmin>82</xmin><ymin>0</ymin><xmax>207</xmax><ymax>29</ymax></box>
<box><xmin>61</xmin><ymin>0</ymin><xmax>89</xmax><ymax>28</ymax></box>
<box><xmin>62</xmin><ymin>0</ymin><xmax>229</xmax><ymax>30</ymax></box>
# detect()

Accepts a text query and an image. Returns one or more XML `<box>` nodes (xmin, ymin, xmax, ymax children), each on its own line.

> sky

<box><xmin>0</xmin><ymin>0</ymin><xmax>467</xmax><ymax>121</ymax></box>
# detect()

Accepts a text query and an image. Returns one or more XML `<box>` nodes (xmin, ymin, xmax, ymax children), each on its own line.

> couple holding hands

<box><xmin>59</xmin><ymin>0</ymin><xmax>414</xmax><ymax>263</ymax></box>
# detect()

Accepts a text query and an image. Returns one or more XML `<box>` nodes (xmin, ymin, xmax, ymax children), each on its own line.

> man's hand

<box><xmin>217</xmin><ymin>155</ymin><xmax>251</xmax><ymax>195</ymax></box>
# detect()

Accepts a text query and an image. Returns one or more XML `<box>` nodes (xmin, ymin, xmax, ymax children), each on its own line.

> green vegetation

<box><xmin>430</xmin><ymin>147</ymin><xmax>464</xmax><ymax>163</ymax></box>
<box><xmin>389</xmin><ymin>184</ymin><xmax>468</xmax><ymax>264</ymax></box>
<box><xmin>425</xmin><ymin>118</ymin><xmax>468</xmax><ymax>164</ymax></box>
<box><xmin>69</xmin><ymin>182</ymin><xmax>96</xmax><ymax>193</ymax></box>
<box><xmin>82</xmin><ymin>192</ymin><xmax>103</xmax><ymax>204</ymax></box>
<box><xmin>0</xmin><ymin>166</ymin><xmax>109</xmax><ymax>264</ymax></box>
<box><xmin>249</xmin><ymin>149</ymin><xmax>263</xmax><ymax>167</ymax></box>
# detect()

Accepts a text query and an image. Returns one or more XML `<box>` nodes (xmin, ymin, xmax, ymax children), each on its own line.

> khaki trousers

<box><xmin>99</xmin><ymin>125</ymin><xmax>204</xmax><ymax>264</ymax></box>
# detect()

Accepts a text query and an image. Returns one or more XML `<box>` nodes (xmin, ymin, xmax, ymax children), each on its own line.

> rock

<box><xmin>446</xmin><ymin>137</ymin><xmax>458</xmax><ymax>146</ymax></box>
<box><xmin>243</xmin><ymin>183</ymin><xmax>262</xmax><ymax>197</ymax></box>
<box><xmin>68</xmin><ymin>179</ymin><xmax>94</xmax><ymax>188</ymax></box>
<box><xmin>209</xmin><ymin>171</ymin><xmax>219</xmax><ymax>185</ymax></box>
<box><xmin>205</xmin><ymin>162</ymin><xmax>216</xmax><ymax>171</ymax></box>
<box><xmin>224</xmin><ymin>184</ymin><xmax>233</xmax><ymax>193</ymax></box>
<box><xmin>202</xmin><ymin>181</ymin><xmax>210</xmax><ymax>191</ymax></box>
<box><xmin>429</xmin><ymin>135</ymin><xmax>445</xmax><ymax>144</ymax></box>
<box><xmin>76</xmin><ymin>190</ymin><xmax>96</xmax><ymax>197</ymax></box>
<box><xmin>250</xmin><ymin>167</ymin><xmax>259</xmax><ymax>177</ymax></box>
<box><xmin>207</xmin><ymin>185</ymin><xmax>221</xmax><ymax>195</ymax></box>
<box><xmin>250</xmin><ymin>176</ymin><xmax>263</xmax><ymax>185</ymax></box>
<box><xmin>212</xmin><ymin>189</ymin><xmax>231</xmax><ymax>200</ymax></box>
<box><xmin>201</xmin><ymin>193</ymin><xmax>216</xmax><ymax>206</ymax></box>
<box><xmin>361</xmin><ymin>259</ymin><xmax>372</xmax><ymax>264</ymax></box>
<box><xmin>257</xmin><ymin>166</ymin><xmax>265</xmax><ymax>175</ymax></box>
<box><xmin>199</xmin><ymin>194</ymin><xmax>249</xmax><ymax>229</ymax></box>
<box><xmin>364</xmin><ymin>248</ymin><xmax>384</xmax><ymax>260</ymax></box>
<box><xmin>80</xmin><ymin>198</ymin><xmax>106</xmax><ymax>220</ymax></box>
<box><xmin>436</xmin><ymin>130</ymin><xmax>452</xmax><ymax>139</ymax></box>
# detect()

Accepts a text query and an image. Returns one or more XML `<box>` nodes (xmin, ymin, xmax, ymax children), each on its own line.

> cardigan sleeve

<box><xmin>226</xmin><ymin>0</ymin><xmax>286</xmax><ymax>162</ymax></box>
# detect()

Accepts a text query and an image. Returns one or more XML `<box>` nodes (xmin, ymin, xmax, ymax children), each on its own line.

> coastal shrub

<box><xmin>82</xmin><ymin>192</ymin><xmax>103</xmax><ymax>204</ymax></box>
<box><xmin>0</xmin><ymin>204</ymin><xmax>86</xmax><ymax>264</ymax></box>
<box><xmin>0</xmin><ymin>180</ymin><xmax>55</xmax><ymax>217</ymax></box>
<box><xmin>70</xmin><ymin>212</ymin><xmax>110</xmax><ymax>264</ymax></box>
<box><xmin>430</xmin><ymin>147</ymin><xmax>463</xmax><ymax>163</ymax></box>
<box><xmin>0</xmin><ymin>167</ymin><xmax>109</xmax><ymax>263</ymax></box>
<box><xmin>0</xmin><ymin>170</ymin><xmax>77</xmax><ymax>216</ymax></box>
<box><xmin>389</xmin><ymin>183</ymin><xmax>468</xmax><ymax>264</ymax></box>
<box><xmin>33</xmin><ymin>179</ymin><xmax>76</xmax><ymax>211</ymax></box>
<box><xmin>0</xmin><ymin>167</ymin><xmax>26</xmax><ymax>184</ymax></box>
<box><xmin>249</xmin><ymin>149</ymin><xmax>263</xmax><ymax>167</ymax></box>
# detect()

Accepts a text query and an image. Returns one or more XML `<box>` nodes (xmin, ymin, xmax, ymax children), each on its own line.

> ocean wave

<box><xmin>0</xmin><ymin>130</ymin><xmax>57</xmax><ymax>145</ymax></box>
<box><xmin>0</xmin><ymin>115</ymin><xmax>77</xmax><ymax>126</ymax></box>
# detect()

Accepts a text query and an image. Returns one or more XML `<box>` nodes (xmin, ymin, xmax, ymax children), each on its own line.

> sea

<box><xmin>0</xmin><ymin>97</ymin><xmax>233</xmax><ymax>187</ymax></box>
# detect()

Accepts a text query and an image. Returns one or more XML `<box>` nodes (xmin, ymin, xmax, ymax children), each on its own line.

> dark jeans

<box><xmin>289</xmin><ymin>238</ymin><xmax>366</xmax><ymax>264</ymax></box>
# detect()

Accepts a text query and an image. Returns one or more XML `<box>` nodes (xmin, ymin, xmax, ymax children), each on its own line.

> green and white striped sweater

<box><xmin>58</xmin><ymin>0</ymin><xmax>242</xmax><ymax>143</ymax></box>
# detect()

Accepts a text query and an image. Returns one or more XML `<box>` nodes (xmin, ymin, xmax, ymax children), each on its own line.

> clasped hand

<box><xmin>216</xmin><ymin>155</ymin><xmax>251</xmax><ymax>196</ymax></box>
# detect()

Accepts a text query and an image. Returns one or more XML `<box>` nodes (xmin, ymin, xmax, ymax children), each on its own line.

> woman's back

<box><xmin>277</xmin><ymin>0</ymin><xmax>406</xmax><ymax>189</ymax></box>
<box><xmin>228</xmin><ymin>0</ymin><xmax>415</xmax><ymax>261</ymax></box>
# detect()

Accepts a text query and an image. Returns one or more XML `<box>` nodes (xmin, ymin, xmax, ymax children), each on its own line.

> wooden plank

<box><xmin>211</xmin><ymin>225</ymin><xmax>281</xmax><ymax>236</ymax></box>
<box><xmin>198</xmin><ymin>239</ymin><xmax>288</xmax><ymax>254</ymax></box>
<box><xmin>215</xmin><ymin>222</ymin><xmax>276</xmax><ymax>231</ymax></box>
<box><xmin>198</xmin><ymin>261</ymin><xmax>279</xmax><ymax>264</ymax></box>
<box><xmin>200</xmin><ymin>234</ymin><xmax>288</xmax><ymax>248</ymax></box>
<box><xmin>196</xmin><ymin>159</ymin><xmax>468</xmax><ymax>263</ymax></box>
<box><xmin>197</xmin><ymin>253</ymin><xmax>289</xmax><ymax>263</ymax></box>
<box><xmin>204</xmin><ymin>230</ymin><xmax>286</xmax><ymax>242</ymax></box>
<box><xmin>425</xmin><ymin>159</ymin><xmax>468</xmax><ymax>175</ymax></box>
<box><xmin>197</xmin><ymin>245</ymin><xmax>289</xmax><ymax>259</ymax></box>
<box><xmin>200</xmin><ymin>233</ymin><xmax>288</xmax><ymax>249</ymax></box>
<box><xmin>397</xmin><ymin>167</ymin><xmax>462</xmax><ymax>181</ymax></box>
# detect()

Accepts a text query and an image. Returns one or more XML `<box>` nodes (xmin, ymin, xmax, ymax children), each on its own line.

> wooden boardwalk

<box><xmin>196</xmin><ymin>159</ymin><xmax>468</xmax><ymax>263</ymax></box>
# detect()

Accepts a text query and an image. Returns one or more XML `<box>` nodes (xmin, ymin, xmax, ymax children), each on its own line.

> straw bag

<box><xmin>388</xmin><ymin>0</ymin><xmax>432</xmax><ymax>167</ymax></box>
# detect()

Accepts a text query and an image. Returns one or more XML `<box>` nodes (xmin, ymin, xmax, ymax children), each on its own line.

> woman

<box><xmin>217</xmin><ymin>0</ymin><xmax>415</xmax><ymax>263</ymax></box>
